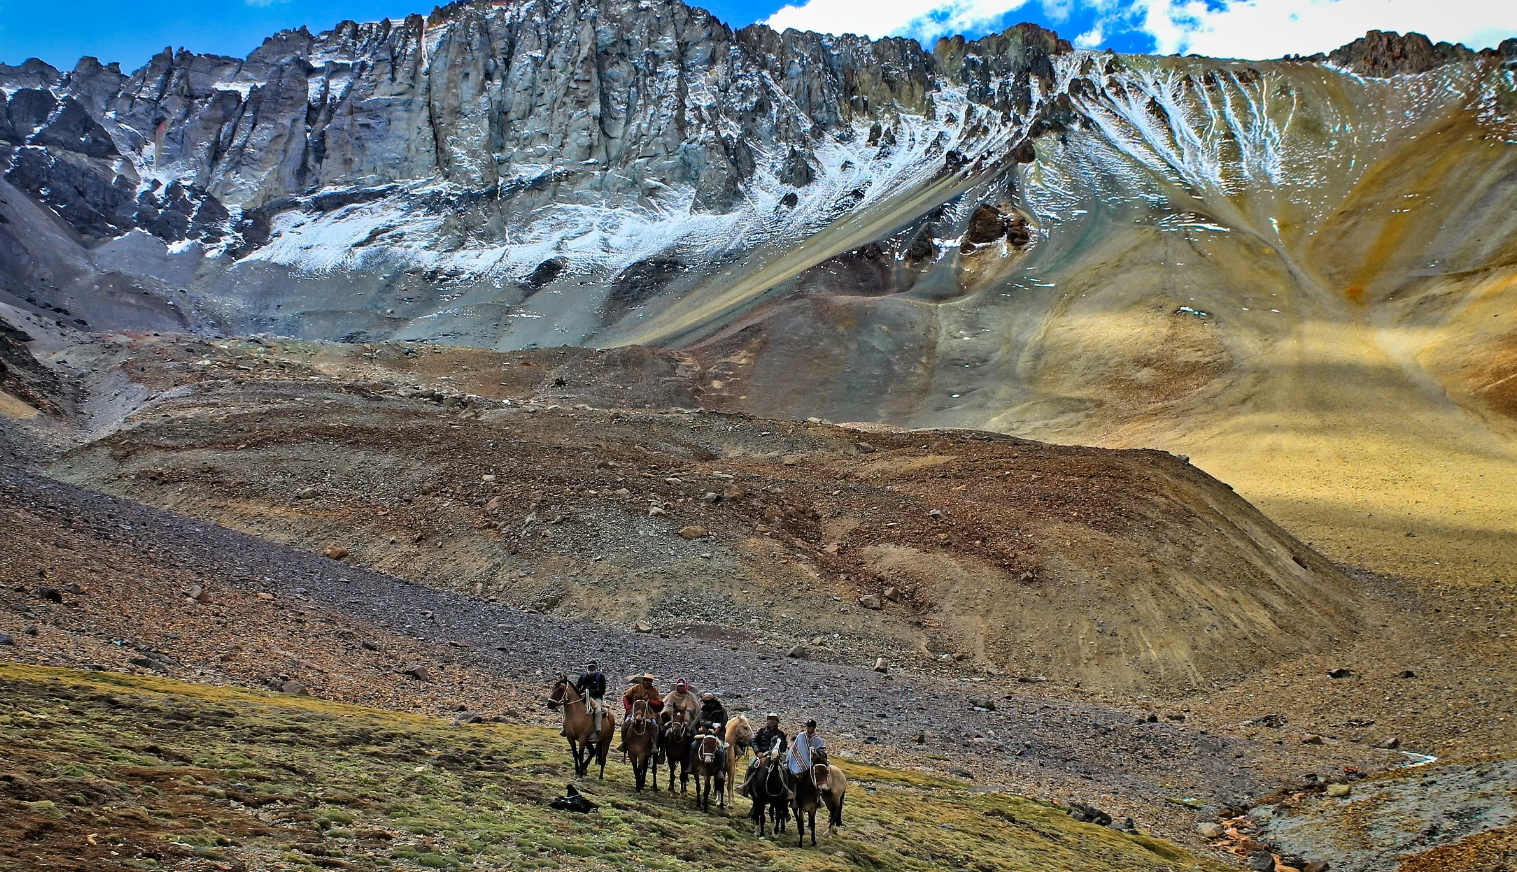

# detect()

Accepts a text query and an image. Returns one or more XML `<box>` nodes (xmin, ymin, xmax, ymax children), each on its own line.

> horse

<box><xmin>792</xmin><ymin>749</ymin><xmax>845</xmax><ymax>846</ymax></box>
<box><xmin>660</xmin><ymin>713</ymin><xmax>693</xmax><ymax>795</ymax></box>
<box><xmin>724</xmin><ymin>713</ymin><xmax>754</xmax><ymax>803</ymax></box>
<box><xmin>546</xmin><ymin>676</ymin><xmax>613</xmax><ymax>779</ymax></box>
<box><xmin>623</xmin><ymin>698</ymin><xmax>659</xmax><ymax>791</ymax></box>
<box><xmin>747</xmin><ymin>739</ymin><xmax>790</xmax><ymax>837</ymax></box>
<box><xmin>689</xmin><ymin>733</ymin><xmax>726</xmax><ymax>813</ymax></box>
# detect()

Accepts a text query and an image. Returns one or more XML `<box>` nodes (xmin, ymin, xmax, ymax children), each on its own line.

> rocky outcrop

<box><xmin>1325</xmin><ymin>30</ymin><xmax>1479</xmax><ymax>76</ymax></box>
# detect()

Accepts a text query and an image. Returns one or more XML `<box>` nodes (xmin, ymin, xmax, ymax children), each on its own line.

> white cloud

<box><xmin>1109</xmin><ymin>0</ymin><xmax>1517</xmax><ymax>58</ymax></box>
<box><xmin>763</xmin><ymin>0</ymin><xmax>1517</xmax><ymax>58</ymax></box>
<box><xmin>764</xmin><ymin>0</ymin><xmax>1033</xmax><ymax>42</ymax></box>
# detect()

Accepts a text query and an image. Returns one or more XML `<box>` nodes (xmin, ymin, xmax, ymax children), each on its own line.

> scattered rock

<box><xmin>1196</xmin><ymin>822</ymin><xmax>1224</xmax><ymax>839</ymax></box>
<box><xmin>634</xmin><ymin>621</ymin><xmax>653</xmax><ymax>634</ymax></box>
<box><xmin>184</xmin><ymin>585</ymin><xmax>210</xmax><ymax>604</ymax></box>
<box><xmin>256</xmin><ymin>592</ymin><xmax>276</xmax><ymax>601</ymax></box>
<box><xmin>0</xmin><ymin>633</ymin><xmax>13</xmax><ymax>646</ymax></box>
<box><xmin>360</xmin><ymin>640</ymin><xmax>380</xmax><ymax>652</ymax></box>
<box><xmin>323</xmin><ymin>544</ymin><xmax>349</xmax><ymax>560</ymax></box>
<box><xmin>281</xmin><ymin>679</ymin><xmax>307</xmax><ymax>695</ymax></box>
<box><xmin>787</xmin><ymin>645</ymin><xmax>809</xmax><ymax>659</ymax></box>
<box><xmin>295</xmin><ymin>486</ymin><xmax>318</xmax><ymax>499</ymax></box>
<box><xmin>400</xmin><ymin>664</ymin><xmax>431</xmax><ymax>682</ymax></box>
<box><xmin>60</xmin><ymin>582</ymin><xmax>84</xmax><ymax>595</ymax></box>
<box><xmin>1301</xmin><ymin>734</ymin><xmax>1324</xmax><ymax>745</ymax></box>
<box><xmin>701</xmin><ymin>491</ymin><xmax>720</xmax><ymax>503</ymax></box>
<box><xmin>858</xmin><ymin>594</ymin><xmax>882</xmax><ymax>610</ymax></box>
<box><xmin>1303</xmin><ymin>861</ymin><xmax>1331</xmax><ymax>872</ymax></box>
<box><xmin>927</xmin><ymin>509</ymin><xmax>944</xmax><ymax>520</ymax></box>
<box><xmin>1397</xmin><ymin>669</ymin><xmax>1416</xmax><ymax>679</ymax></box>
<box><xmin>969</xmin><ymin>698</ymin><xmax>998</xmax><ymax>711</ymax></box>
<box><xmin>452</xmin><ymin>711</ymin><xmax>484</xmax><ymax>726</ymax></box>
<box><xmin>1327</xmin><ymin>667</ymin><xmax>1353</xmax><ymax>679</ymax></box>
<box><xmin>24</xmin><ymin>624</ymin><xmax>39</xmax><ymax>636</ymax></box>
<box><xmin>37</xmin><ymin>587</ymin><xmax>63</xmax><ymax>603</ymax></box>
<box><xmin>1249</xmin><ymin>714</ymin><xmax>1288</xmax><ymax>728</ymax></box>
<box><xmin>1326</xmin><ymin>783</ymin><xmax>1351</xmax><ymax>798</ymax></box>
<box><xmin>648</xmin><ymin>505</ymin><xmax>667</xmax><ymax>517</ymax></box>
<box><xmin>1374</xmin><ymin>736</ymin><xmax>1400</xmax><ymax>750</ymax></box>
<box><xmin>1066</xmin><ymin>802</ymin><xmax>1113</xmax><ymax>826</ymax></box>
<box><xmin>913</xmin><ymin>731</ymin><xmax>926</xmax><ymax>744</ymax></box>
<box><xmin>679</xmin><ymin>525</ymin><xmax>709</xmax><ymax>539</ymax></box>
<box><xmin>873</xmin><ymin>657</ymin><xmax>889</xmax><ymax>673</ymax></box>
<box><xmin>1246</xmin><ymin>852</ymin><xmax>1276</xmax><ymax>872</ymax></box>
<box><xmin>882</xmin><ymin>586</ymin><xmax>900</xmax><ymax>601</ymax></box>
<box><xmin>855</xmin><ymin>442</ymin><xmax>875</xmax><ymax>454</ymax></box>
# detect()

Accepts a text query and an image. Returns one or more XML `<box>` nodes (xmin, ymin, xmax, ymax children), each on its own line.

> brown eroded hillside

<box><xmin>41</xmin><ymin>333</ymin><xmax>1363</xmax><ymax>697</ymax></box>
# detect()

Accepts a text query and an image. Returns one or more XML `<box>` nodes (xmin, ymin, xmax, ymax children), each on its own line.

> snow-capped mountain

<box><xmin>2</xmin><ymin>3</ymin><xmax>1515</xmax><ymax>434</ymax></box>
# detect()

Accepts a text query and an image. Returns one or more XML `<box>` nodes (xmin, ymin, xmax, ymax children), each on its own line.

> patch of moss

<box><xmin>0</xmin><ymin>664</ymin><xmax>1229</xmax><ymax>872</ymax></box>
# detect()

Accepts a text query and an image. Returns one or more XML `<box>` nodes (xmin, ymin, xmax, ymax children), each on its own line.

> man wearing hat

<box><xmin>741</xmin><ymin>712</ymin><xmax>789</xmax><ymax>798</ymax></box>
<box><xmin>617</xmin><ymin>672</ymin><xmax>663</xmax><ymax>752</ymax></box>
<box><xmin>698</xmin><ymin>691</ymin><xmax>729</xmax><ymax>735</ymax></box>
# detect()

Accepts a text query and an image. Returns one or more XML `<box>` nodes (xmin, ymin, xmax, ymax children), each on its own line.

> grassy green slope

<box><xmin>0</xmin><ymin>664</ymin><xmax>1224</xmax><ymax>872</ymax></box>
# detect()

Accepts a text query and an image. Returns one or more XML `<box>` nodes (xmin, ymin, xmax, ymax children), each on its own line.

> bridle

<box><xmin>811</xmin><ymin>762</ymin><xmax>830</xmax><ymax>791</ymax></box>
<box><xmin>549</xmin><ymin>679</ymin><xmax>587</xmax><ymax>713</ymax></box>
<box><xmin>629</xmin><ymin>699</ymin><xmax>652</xmax><ymax>733</ymax></box>
<box><xmin>697</xmin><ymin>735</ymin><xmax>720</xmax><ymax>765</ymax></box>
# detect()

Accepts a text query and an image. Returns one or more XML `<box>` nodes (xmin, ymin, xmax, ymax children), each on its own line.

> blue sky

<box><xmin>1</xmin><ymin>0</ymin><xmax>1513</xmax><ymax>73</ymax></box>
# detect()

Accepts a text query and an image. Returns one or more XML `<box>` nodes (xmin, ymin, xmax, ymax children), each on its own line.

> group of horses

<box><xmin>548</xmin><ymin>676</ymin><xmax>847</xmax><ymax>845</ymax></box>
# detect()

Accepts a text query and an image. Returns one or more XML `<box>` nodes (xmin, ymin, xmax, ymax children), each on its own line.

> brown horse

<box><xmin>660</xmin><ymin>713</ymin><xmax>693</xmax><ymax>795</ymax></box>
<box><xmin>547</xmin><ymin>676</ymin><xmax>612</xmax><ymax>779</ymax></box>
<box><xmin>724</xmin><ymin>713</ymin><xmax>754</xmax><ymax>804</ymax></box>
<box><xmin>689</xmin><ymin>732</ymin><xmax>726</xmax><ymax>813</ymax></box>
<box><xmin>792</xmin><ymin>749</ymin><xmax>846</xmax><ymax>846</ymax></box>
<box><xmin>624</xmin><ymin>699</ymin><xmax>659</xmax><ymax>792</ymax></box>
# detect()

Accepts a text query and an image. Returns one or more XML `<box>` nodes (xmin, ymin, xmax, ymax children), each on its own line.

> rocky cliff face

<box><xmin>0</xmin><ymin>5</ymin><xmax>1514</xmax><ymax>363</ymax></box>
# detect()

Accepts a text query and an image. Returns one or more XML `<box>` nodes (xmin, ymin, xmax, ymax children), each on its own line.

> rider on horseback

<box><xmin>664</xmin><ymin>677</ymin><xmax>699</xmax><ymax>725</ymax></box>
<box><xmin>698</xmin><ymin>692</ymin><xmax>729</xmax><ymax>734</ymax></box>
<box><xmin>616</xmin><ymin>673</ymin><xmax>663</xmax><ymax>752</ymax></box>
<box><xmin>788</xmin><ymin>719</ymin><xmax>825</xmax><ymax>776</ymax></box>
<box><xmin>741</xmin><ymin>712</ymin><xmax>788</xmax><ymax>798</ymax></box>
<box><xmin>573</xmin><ymin>660</ymin><xmax>607</xmax><ymax>735</ymax></box>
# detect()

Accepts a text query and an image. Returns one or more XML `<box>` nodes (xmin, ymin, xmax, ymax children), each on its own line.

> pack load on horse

<box><xmin>616</xmin><ymin>673</ymin><xmax>663</xmax><ymax>753</ymax></box>
<box><xmin>743</xmin><ymin>712</ymin><xmax>790</xmax><ymax>837</ymax></box>
<box><xmin>789</xmin><ymin>720</ymin><xmax>846</xmax><ymax>846</ymax></box>
<box><xmin>689</xmin><ymin>721</ymin><xmax>727</xmax><ymax>813</ymax></box>
<box><xmin>623</xmin><ymin>697</ymin><xmax>660</xmax><ymax>791</ymax></box>
<box><xmin>724</xmin><ymin>712</ymin><xmax>754</xmax><ymax>804</ymax></box>
<box><xmin>548</xmin><ymin>675</ymin><xmax>614</xmax><ymax>779</ymax></box>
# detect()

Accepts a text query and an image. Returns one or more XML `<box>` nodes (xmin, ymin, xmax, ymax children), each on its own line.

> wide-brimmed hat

<box><xmin>641</xmin><ymin>672</ymin><xmax>655</xmax><ymax>680</ymax></box>
<box><xmin>765</xmin><ymin>712</ymin><xmax>780</xmax><ymax>719</ymax></box>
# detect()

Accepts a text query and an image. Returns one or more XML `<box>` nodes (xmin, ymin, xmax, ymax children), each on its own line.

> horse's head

<box><xmin>811</xmin><ymin>763</ymin><xmax>830</xmax><ymax>791</ymax></box>
<box><xmin>631</xmin><ymin>698</ymin><xmax>649</xmax><ymax>721</ymax></box>
<box><xmin>546</xmin><ymin>675</ymin><xmax>570</xmax><ymax>710</ymax></box>
<box><xmin>730</xmin><ymin>714</ymin><xmax>753</xmax><ymax>743</ymax></box>
<box><xmin>697</xmin><ymin>735</ymin><xmax>720</xmax><ymax>765</ymax></box>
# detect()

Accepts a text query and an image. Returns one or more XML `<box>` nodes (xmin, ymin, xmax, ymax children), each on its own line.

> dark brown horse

<box><xmin>547</xmin><ymin>676</ymin><xmax>612</xmax><ymax>779</ymax></box>
<box><xmin>660</xmin><ymin>714</ymin><xmax>692</xmax><ymax>795</ymax></box>
<box><xmin>689</xmin><ymin>732</ymin><xmax>726</xmax><ymax>813</ymax></box>
<box><xmin>624</xmin><ymin>698</ymin><xmax>659</xmax><ymax>792</ymax></box>
<box><xmin>747</xmin><ymin>741</ymin><xmax>790</xmax><ymax>837</ymax></box>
